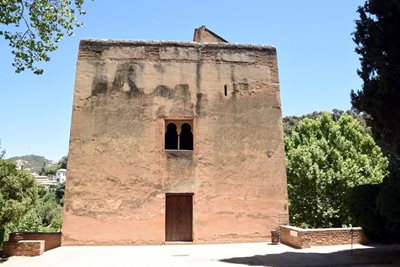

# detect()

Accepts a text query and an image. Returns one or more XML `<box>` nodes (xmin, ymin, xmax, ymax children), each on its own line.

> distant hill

<box><xmin>8</xmin><ymin>154</ymin><xmax>57</xmax><ymax>173</ymax></box>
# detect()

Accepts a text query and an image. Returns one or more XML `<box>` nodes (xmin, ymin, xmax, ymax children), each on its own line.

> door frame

<box><xmin>165</xmin><ymin>193</ymin><xmax>194</xmax><ymax>242</ymax></box>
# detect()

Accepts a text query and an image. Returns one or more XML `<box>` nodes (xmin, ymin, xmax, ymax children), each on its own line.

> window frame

<box><xmin>164</xmin><ymin>118</ymin><xmax>194</xmax><ymax>151</ymax></box>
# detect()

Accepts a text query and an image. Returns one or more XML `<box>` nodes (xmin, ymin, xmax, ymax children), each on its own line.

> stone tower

<box><xmin>62</xmin><ymin>27</ymin><xmax>288</xmax><ymax>245</ymax></box>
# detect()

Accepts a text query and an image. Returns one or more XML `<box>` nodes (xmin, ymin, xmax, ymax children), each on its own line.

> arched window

<box><xmin>180</xmin><ymin>123</ymin><xmax>193</xmax><ymax>150</ymax></box>
<box><xmin>164</xmin><ymin>120</ymin><xmax>193</xmax><ymax>151</ymax></box>
<box><xmin>165</xmin><ymin>123</ymin><xmax>178</xmax><ymax>149</ymax></box>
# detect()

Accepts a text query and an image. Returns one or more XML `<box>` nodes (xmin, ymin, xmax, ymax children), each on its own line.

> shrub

<box><xmin>348</xmin><ymin>184</ymin><xmax>388</xmax><ymax>242</ymax></box>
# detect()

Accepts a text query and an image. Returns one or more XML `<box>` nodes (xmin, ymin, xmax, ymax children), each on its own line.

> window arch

<box><xmin>180</xmin><ymin>123</ymin><xmax>193</xmax><ymax>150</ymax></box>
<box><xmin>164</xmin><ymin>120</ymin><xmax>193</xmax><ymax>150</ymax></box>
<box><xmin>165</xmin><ymin>123</ymin><xmax>178</xmax><ymax>149</ymax></box>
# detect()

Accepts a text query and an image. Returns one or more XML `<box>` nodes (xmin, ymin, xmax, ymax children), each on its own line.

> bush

<box><xmin>377</xmin><ymin>156</ymin><xmax>400</xmax><ymax>242</ymax></box>
<box><xmin>348</xmin><ymin>184</ymin><xmax>388</xmax><ymax>242</ymax></box>
<box><xmin>349</xmin><ymin>155</ymin><xmax>400</xmax><ymax>243</ymax></box>
<box><xmin>3</xmin><ymin>188</ymin><xmax>63</xmax><ymax>244</ymax></box>
<box><xmin>36</xmin><ymin>193</ymin><xmax>62</xmax><ymax>227</ymax></box>
<box><xmin>0</xmin><ymin>160</ymin><xmax>37</xmax><ymax>247</ymax></box>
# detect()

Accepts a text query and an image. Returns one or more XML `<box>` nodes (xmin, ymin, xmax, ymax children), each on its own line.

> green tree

<box><xmin>283</xmin><ymin>111</ymin><xmax>324</xmax><ymax>136</ymax></box>
<box><xmin>351</xmin><ymin>0</ymin><xmax>400</xmax><ymax>243</ymax></box>
<box><xmin>5</xmin><ymin>187</ymin><xmax>63</xmax><ymax>238</ymax></box>
<box><xmin>39</xmin><ymin>156</ymin><xmax>67</xmax><ymax>176</ymax></box>
<box><xmin>36</xmin><ymin>191</ymin><xmax>62</xmax><ymax>227</ymax></box>
<box><xmin>376</xmin><ymin>156</ymin><xmax>400</xmax><ymax>241</ymax></box>
<box><xmin>0</xmin><ymin>160</ymin><xmax>37</xmax><ymax>246</ymax></box>
<box><xmin>39</xmin><ymin>161</ymin><xmax>47</xmax><ymax>175</ymax></box>
<box><xmin>58</xmin><ymin>156</ymin><xmax>68</xmax><ymax>169</ymax></box>
<box><xmin>53</xmin><ymin>183</ymin><xmax>65</xmax><ymax>205</ymax></box>
<box><xmin>348</xmin><ymin>184</ymin><xmax>388</xmax><ymax>242</ymax></box>
<box><xmin>283</xmin><ymin>109</ymin><xmax>369</xmax><ymax>137</ymax></box>
<box><xmin>0</xmin><ymin>0</ymin><xmax>90</xmax><ymax>74</ymax></box>
<box><xmin>285</xmin><ymin>112</ymin><xmax>388</xmax><ymax>228</ymax></box>
<box><xmin>43</xmin><ymin>165</ymin><xmax>57</xmax><ymax>176</ymax></box>
<box><xmin>351</xmin><ymin>0</ymin><xmax>400</xmax><ymax>154</ymax></box>
<box><xmin>5</xmin><ymin>208</ymin><xmax>42</xmax><ymax>233</ymax></box>
<box><xmin>349</xmin><ymin>156</ymin><xmax>400</xmax><ymax>242</ymax></box>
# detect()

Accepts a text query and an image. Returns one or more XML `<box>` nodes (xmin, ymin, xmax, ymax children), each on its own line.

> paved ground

<box><xmin>1</xmin><ymin>243</ymin><xmax>400</xmax><ymax>267</ymax></box>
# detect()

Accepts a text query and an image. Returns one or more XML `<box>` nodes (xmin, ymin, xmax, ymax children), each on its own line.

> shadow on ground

<box><xmin>220</xmin><ymin>246</ymin><xmax>400</xmax><ymax>267</ymax></box>
<box><xmin>0</xmin><ymin>252</ymin><xmax>8</xmax><ymax>264</ymax></box>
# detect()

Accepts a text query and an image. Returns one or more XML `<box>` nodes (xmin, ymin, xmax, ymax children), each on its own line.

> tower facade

<box><xmin>63</xmin><ymin>29</ymin><xmax>288</xmax><ymax>245</ymax></box>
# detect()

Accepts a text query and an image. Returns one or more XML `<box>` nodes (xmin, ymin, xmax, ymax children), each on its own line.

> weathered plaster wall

<box><xmin>62</xmin><ymin>40</ymin><xmax>288</xmax><ymax>245</ymax></box>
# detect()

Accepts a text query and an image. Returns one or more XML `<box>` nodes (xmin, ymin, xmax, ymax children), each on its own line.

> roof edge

<box><xmin>79</xmin><ymin>39</ymin><xmax>276</xmax><ymax>51</ymax></box>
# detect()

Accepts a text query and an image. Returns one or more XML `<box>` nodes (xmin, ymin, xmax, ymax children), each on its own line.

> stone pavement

<box><xmin>1</xmin><ymin>242</ymin><xmax>399</xmax><ymax>267</ymax></box>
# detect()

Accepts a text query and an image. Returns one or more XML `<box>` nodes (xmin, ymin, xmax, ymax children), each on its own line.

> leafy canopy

<box><xmin>285</xmin><ymin>112</ymin><xmax>388</xmax><ymax>228</ymax></box>
<box><xmin>350</xmin><ymin>0</ymin><xmax>400</xmax><ymax>243</ymax></box>
<box><xmin>376</xmin><ymin>156</ymin><xmax>400</xmax><ymax>241</ymax></box>
<box><xmin>0</xmin><ymin>159</ymin><xmax>37</xmax><ymax>245</ymax></box>
<box><xmin>349</xmin><ymin>156</ymin><xmax>400</xmax><ymax>242</ymax></box>
<box><xmin>58</xmin><ymin>155</ymin><xmax>67</xmax><ymax>169</ymax></box>
<box><xmin>283</xmin><ymin>109</ymin><xmax>369</xmax><ymax>137</ymax></box>
<box><xmin>351</xmin><ymin>0</ymin><xmax>400</xmax><ymax>154</ymax></box>
<box><xmin>0</xmin><ymin>0</ymin><xmax>89</xmax><ymax>74</ymax></box>
<box><xmin>4</xmin><ymin>185</ymin><xmax>64</xmax><ymax>244</ymax></box>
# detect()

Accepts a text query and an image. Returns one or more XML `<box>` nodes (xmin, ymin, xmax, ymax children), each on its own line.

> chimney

<box><xmin>193</xmin><ymin>26</ymin><xmax>228</xmax><ymax>43</ymax></box>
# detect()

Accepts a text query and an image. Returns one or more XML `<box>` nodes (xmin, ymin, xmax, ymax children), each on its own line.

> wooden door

<box><xmin>165</xmin><ymin>194</ymin><xmax>193</xmax><ymax>241</ymax></box>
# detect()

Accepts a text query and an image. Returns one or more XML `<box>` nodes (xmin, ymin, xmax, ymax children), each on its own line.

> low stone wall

<box><xmin>280</xmin><ymin>225</ymin><xmax>368</xmax><ymax>248</ymax></box>
<box><xmin>3</xmin><ymin>240</ymin><xmax>44</xmax><ymax>257</ymax></box>
<box><xmin>8</xmin><ymin>232</ymin><xmax>61</xmax><ymax>251</ymax></box>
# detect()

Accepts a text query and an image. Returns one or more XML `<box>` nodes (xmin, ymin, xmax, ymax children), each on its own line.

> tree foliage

<box><xmin>0</xmin><ymin>159</ymin><xmax>37</xmax><ymax>246</ymax></box>
<box><xmin>58</xmin><ymin>155</ymin><xmax>67</xmax><ymax>169</ymax></box>
<box><xmin>0</xmin><ymin>144</ymin><xmax>63</xmax><ymax>247</ymax></box>
<box><xmin>376</xmin><ymin>156</ymin><xmax>400</xmax><ymax>241</ymax></box>
<box><xmin>349</xmin><ymin>156</ymin><xmax>400</xmax><ymax>242</ymax></box>
<box><xmin>2</xmin><ymin>185</ymin><xmax>64</xmax><ymax>245</ymax></box>
<box><xmin>348</xmin><ymin>184</ymin><xmax>387</xmax><ymax>242</ymax></box>
<box><xmin>283</xmin><ymin>109</ymin><xmax>369</xmax><ymax>137</ymax></box>
<box><xmin>39</xmin><ymin>155</ymin><xmax>68</xmax><ymax>176</ymax></box>
<box><xmin>350</xmin><ymin>0</ymin><xmax>400</xmax><ymax>243</ymax></box>
<box><xmin>285</xmin><ymin>112</ymin><xmax>388</xmax><ymax>228</ymax></box>
<box><xmin>0</xmin><ymin>0</ymin><xmax>90</xmax><ymax>74</ymax></box>
<box><xmin>351</xmin><ymin>0</ymin><xmax>400</xmax><ymax>154</ymax></box>
<box><xmin>54</xmin><ymin>182</ymin><xmax>65</xmax><ymax>205</ymax></box>
<box><xmin>39</xmin><ymin>163</ymin><xmax>57</xmax><ymax>176</ymax></box>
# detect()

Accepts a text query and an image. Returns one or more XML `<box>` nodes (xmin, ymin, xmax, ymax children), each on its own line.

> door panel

<box><xmin>166</xmin><ymin>194</ymin><xmax>193</xmax><ymax>241</ymax></box>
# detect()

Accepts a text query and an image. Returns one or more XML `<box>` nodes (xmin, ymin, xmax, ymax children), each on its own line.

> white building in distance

<box><xmin>53</xmin><ymin>169</ymin><xmax>67</xmax><ymax>183</ymax></box>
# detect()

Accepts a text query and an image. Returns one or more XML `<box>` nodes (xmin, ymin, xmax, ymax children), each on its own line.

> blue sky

<box><xmin>1</xmin><ymin>0</ymin><xmax>365</xmax><ymax>160</ymax></box>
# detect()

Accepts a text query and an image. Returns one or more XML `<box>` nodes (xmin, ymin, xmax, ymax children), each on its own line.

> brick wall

<box><xmin>280</xmin><ymin>225</ymin><xmax>368</xmax><ymax>249</ymax></box>
<box><xmin>8</xmin><ymin>232</ymin><xmax>61</xmax><ymax>251</ymax></box>
<box><xmin>3</xmin><ymin>240</ymin><xmax>44</xmax><ymax>257</ymax></box>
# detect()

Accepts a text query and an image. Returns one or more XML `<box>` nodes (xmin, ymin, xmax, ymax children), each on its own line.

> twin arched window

<box><xmin>165</xmin><ymin>121</ymin><xmax>193</xmax><ymax>150</ymax></box>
